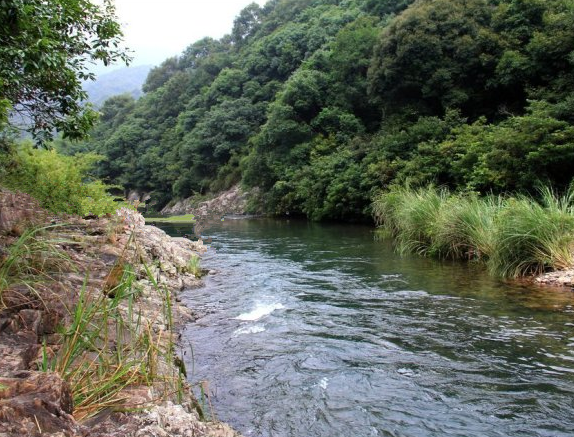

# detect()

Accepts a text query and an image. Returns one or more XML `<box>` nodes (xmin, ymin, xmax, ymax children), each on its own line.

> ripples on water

<box><xmin>159</xmin><ymin>219</ymin><xmax>574</xmax><ymax>437</ymax></box>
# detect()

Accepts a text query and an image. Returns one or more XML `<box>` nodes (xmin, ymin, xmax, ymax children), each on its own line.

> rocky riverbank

<box><xmin>0</xmin><ymin>189</ymin><xmax>241</xmax><ymax>437</ymax></box>
<box><xmin>160</xmin><ymin>186</ymin><xmax>251</xmax><ymax>217</ymax></box>
<box><xmin>535</xmin><ymin>269</ymin><xmax>574</xmax><ymax>288</ymax></box>
<box><xmin>160</xmin><ymin>186</ymin><xmax>258</xmax><ymax>237</ymax></box>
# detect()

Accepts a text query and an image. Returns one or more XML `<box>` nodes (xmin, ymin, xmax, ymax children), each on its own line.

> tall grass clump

<box><xmin>432</xmin><ymin>194</ymin><xmax>504</xmax><ymax>260</ymax></box>
<box><xmin>185</xmin><ymin>254</ymin><xmax>202</xmax><ymax>278</ymax></box>
<box><xmin>373</xmin><ymin>185</ymin><xmax>448</xmax><ymax>256</ymax></box>
<box><xmin>487</xmin><ymin>187</ymin><xmax>574</xmax><ymax>278</ymax></box>
<box><xmin>0</xmin><ymin>225</ymin><xmax>70</xmax><ymax>308</ymax></box>
<box><xmin>45</xmin><ymin>256</ymin><xmax>184</xmax><ymax>420</ymax></box>
<box><xmin>373</xmin><ymin>185</ymin><xmax>574</xmax><ymax>278</ymax></box>
<box><xmin>48</xmin><ymin>280</ymin><xmax>148</xmax><ymax>420</ymax></box>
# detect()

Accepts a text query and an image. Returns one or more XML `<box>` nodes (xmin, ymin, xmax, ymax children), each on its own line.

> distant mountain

<box><xmin>83</xmin><ymin>65</ymin><xmax>152</xmax><ymax>107</ymax></box>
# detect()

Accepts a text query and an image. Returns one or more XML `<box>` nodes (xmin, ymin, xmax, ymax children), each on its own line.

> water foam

<box><xmin>233</xmin><ymin>325</ymin><xmax>266</xmax><ymax>336</ymax></box>
<box><xmin>235</xmin><ymin>302</ymin><xmax>285</xmax><ymax>321</ymax></box>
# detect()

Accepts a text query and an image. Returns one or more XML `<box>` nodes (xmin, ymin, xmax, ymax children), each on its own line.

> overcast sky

<box><xmin>97</xmin><ymin>0</ymin><xmax>266</xmax><ymax>72</ymax></box>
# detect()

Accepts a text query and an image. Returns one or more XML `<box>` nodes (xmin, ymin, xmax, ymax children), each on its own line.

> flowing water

<box><xmin>158</xmin><ymin>218</ymin><xmax>574</xmax><ymax>437</ymax></box>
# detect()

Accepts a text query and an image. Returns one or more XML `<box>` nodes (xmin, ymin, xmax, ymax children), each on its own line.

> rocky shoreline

<box><xmin>0</xmin><ymin>189</ymin><xmax>241</xmax><ymax>437</ymax></box>
<box><xmin>159</xmin><ymin>186</ymin><xmax>257</xmax><ymax>238</ymax></box>
<box><xmin>535</xmin><ymin>269</ymin><xmax>574</xmax><ymax>288</ymax></box>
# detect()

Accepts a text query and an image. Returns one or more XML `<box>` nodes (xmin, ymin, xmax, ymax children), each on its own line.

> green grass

<box><xmin>373</xmin><ymin>185</ymin><xmax>449</xmax><ymax>256</ymax></box>
<box><xmin>487</xmin><ymin>187</ymin><xmax>574</xmax><ymax>278</ymax></box>
<box><xmin>145</xmin><ymin>214</ymin><xmax>195</xmax><ymax>223</ymax></box>
<box><xmin>2</xmin><ymin>225</ymin><xmax>188</xmax><ymax>420</ymax></box>
<box><xmin>432</xmin><ymin>194</ymin><xmax>503</xmax><ymax>261</ymax></box>
<box><xmin>373</xmin><ymin>185</ymin><xmax>574</xmax><ymax>278</ymax></box>
<box><xmin>185</xmin><ymin>254</ymin><xmax>202</xmax><ymax>278</ymax></box>
<box><xmin>0</xmin><ymin>224</ymin><xmax>70</xmax><ymax>309</ymax></box>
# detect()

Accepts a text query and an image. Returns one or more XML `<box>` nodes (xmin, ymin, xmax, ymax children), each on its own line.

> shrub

<box><xmin>4</xmin><ymin>143</ymin><xmax>120</xmax><ymax>216</ymax></box>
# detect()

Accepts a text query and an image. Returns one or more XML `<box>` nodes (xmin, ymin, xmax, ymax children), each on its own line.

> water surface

<box><xmin>159</xmin><ymin>219</ymin><xmax>574</xmax><ymax>437</ymax></box>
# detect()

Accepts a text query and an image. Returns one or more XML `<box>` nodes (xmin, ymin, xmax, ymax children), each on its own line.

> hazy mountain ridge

<box><xmin>83</xmin><ymin>65</ymin><xmax>152</xmax><ymax>107</ymax></box>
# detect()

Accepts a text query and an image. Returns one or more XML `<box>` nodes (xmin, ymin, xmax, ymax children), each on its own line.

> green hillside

<box><xmin>72</xmin><ymin>0</ymin><xmax>574</xmax><ymax>220</ymax></box>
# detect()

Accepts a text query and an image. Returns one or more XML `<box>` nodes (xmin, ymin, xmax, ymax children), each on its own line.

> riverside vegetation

<box><xmin>55</xmin><ymin>0</ymin><xmax>574</xmax><ymax>222</ymax></box>
<box><xmin>47</xmin><ymin>0</ymin><xmax>574</xmax><ymax>280</ymax></box>
<box><xmin>373</xmin><ymin>185</ymin><xmax>574</xmax><ymax>279</ymax></box>
<box><xmin>0</xmin><ymin>136</ymin><xmax>240</xmax><ymax>434</ymax></box>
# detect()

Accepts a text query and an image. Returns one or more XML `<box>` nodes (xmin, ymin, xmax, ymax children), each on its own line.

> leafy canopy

<box><xmin>0</xmin><ymin>0</ymin><xmax>130</xmax><ymax>142</ymax></box>
<box><xmin>62</xmin><ymin>0</ymin><xmax>574</xmax><ymax>221</ymax></box>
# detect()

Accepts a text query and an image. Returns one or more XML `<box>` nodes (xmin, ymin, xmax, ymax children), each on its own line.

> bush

<box><xmin>4</xmin><ymin>142</ymin><xmax>120</xmax><ymax>216</ymax></box>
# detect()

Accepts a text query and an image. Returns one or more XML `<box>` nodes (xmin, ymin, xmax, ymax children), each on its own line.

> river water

<box><xmin>158</xmin><ymin>218</ymin><xmax>574</xmax><ymax>437</ymax></box>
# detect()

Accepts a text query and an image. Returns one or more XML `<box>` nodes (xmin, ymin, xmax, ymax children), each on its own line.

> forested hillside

<box><xmin>74</xmin><ymin>0</ymin><xmax>574</xmax><ymax>220</ymax></box>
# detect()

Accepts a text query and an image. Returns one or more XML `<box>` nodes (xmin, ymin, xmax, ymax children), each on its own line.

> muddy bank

<box><xmin>0</xmin><ymin>189</ymin><xmax>241</xmax><ymax>437</ymax></box>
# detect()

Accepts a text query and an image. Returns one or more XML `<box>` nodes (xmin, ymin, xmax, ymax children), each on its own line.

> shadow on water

<box><xmin>158</xmin><ymin>218</ymin><xmax>574</xmax><ymax>437</ymax></box>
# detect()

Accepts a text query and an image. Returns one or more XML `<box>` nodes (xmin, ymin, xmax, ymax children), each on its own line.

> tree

<box><xmin>232</xmin><ymin>3</ymin><xmax>263</xmax><ymax>47</ymax></box>
<box><xmin>368</xmin><ymin>0</ymin><xmax>502</xmax><ymax>118</ymax></box>
<box><xmin>0</xmin><ymin>0</ymin><xmax>129</xmax><ymax>142</ymax></box>
<box><xmin>143</xmin><ymin>57</ymin><xmax>179</xmax><ymax>93</ymax></box>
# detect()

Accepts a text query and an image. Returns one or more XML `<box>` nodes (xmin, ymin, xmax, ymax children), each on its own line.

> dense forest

<box><xmin>64</xmin><ymin>0</ymin><xmax>574</xmax><ymax>220</ymax></box>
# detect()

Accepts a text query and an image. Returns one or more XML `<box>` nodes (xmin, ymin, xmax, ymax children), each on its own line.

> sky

<box><xmin>96</xmin><ymin>0</ymin><xmax>266</xmax><ymax>73</ymax></box>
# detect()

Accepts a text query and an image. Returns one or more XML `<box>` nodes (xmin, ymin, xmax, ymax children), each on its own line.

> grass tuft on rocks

<box><xmin>2</xmin><ymin>223</ymin><xmax>189</xmax><ymax>421</ymax></box>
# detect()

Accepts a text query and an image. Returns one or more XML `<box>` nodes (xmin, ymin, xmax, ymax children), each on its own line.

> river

<box><xmin>157</xmin><ymin>218</ymin><xmax>574</xmax><ymax>437</ymax></box>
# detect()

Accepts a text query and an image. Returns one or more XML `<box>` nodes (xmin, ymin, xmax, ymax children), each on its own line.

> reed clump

<box><xmin>1</xmin><ymin>224</ymin><xmax>189</xmax><ymax>421</ymax></box>
<box><xmin>373</xmin><ymin>185</ymin><xmax>574</xmax><ymax>278</ymax></box>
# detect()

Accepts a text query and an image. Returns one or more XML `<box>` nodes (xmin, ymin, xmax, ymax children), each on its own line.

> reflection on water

<box><xmin>159</xmin><ymin>219</ymin><xmax>574</xmax><ymax>437</ymax></box>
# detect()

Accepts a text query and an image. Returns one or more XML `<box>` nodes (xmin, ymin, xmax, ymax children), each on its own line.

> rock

<box><xmin>160</xmin><ymin>186</ymin><xmax>255</xmax><ymax>236</ymax></box>
<box><xmin>126</xmin><ymin>190</ymin><xmax>151</xmax><ymax>204</ymax></box>
<box><xmin>17</xmin><ymin>310</ymin><xmax>43</xmax><ymax>335</ymax></box>
<box><xmin>0</xmin><ymin>344</ymin><xmax>40</xmax><ymax>374</ymax></box>
<box><xmin>135</xmin><ymin>225</ymin><xmax>205</xmax><ymax>277</ymax></box>
<box><xmin>133</xmin><ymin>402</ymin><xmax>241</xmax><ymax>437</ymax></box>
<box><xmin>182</xmin><ymin>274</ymin><xmax>201</xmax><ymax>289</ymax></box>
<box><xmin>0</xmin><ymin>189</ymin><xmax>48</xmax><ymax>235</ymax></box>
<box><xmin>0</xmin><ymin>371</ymin><xmax>78</xmax><ymax>436</ymax></box>
<box><xmin>535</xmin><ymin>269</ymin><xmax>574</xmax><ymax>287</ymax></box>
<box><xmin>177</xmin><ymin>305</ymin><xmax>196</xmax><ymax>323</ymax></box>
